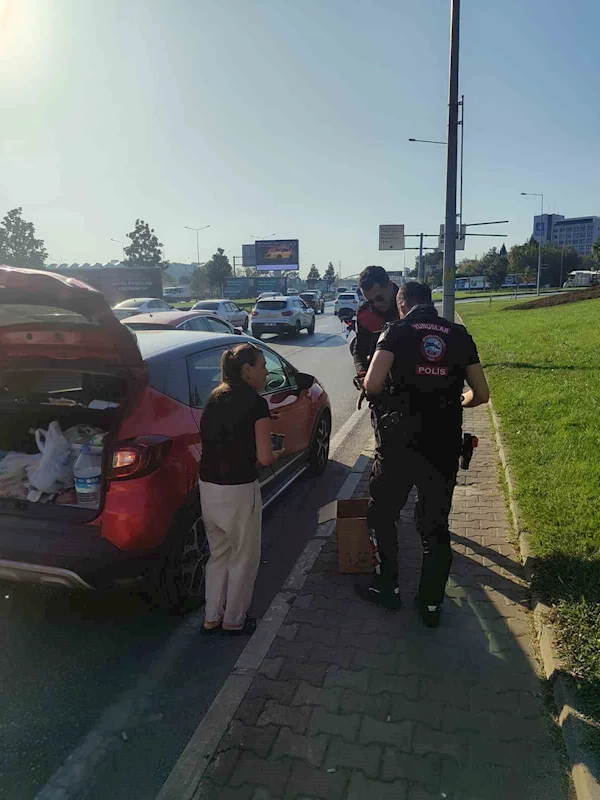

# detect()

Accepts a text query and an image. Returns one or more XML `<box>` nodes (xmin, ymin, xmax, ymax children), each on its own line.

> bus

<box><xmin>163</xmin><ymin>285</ymin><xmax>192</xmax><ymax>302</ymax></box>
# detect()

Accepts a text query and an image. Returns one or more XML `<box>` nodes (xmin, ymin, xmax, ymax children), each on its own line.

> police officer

<box><xmin>356</xmin><ymin>282</ymin><xmax>490</xmax><ymax>627</ymax></box>
<box><xmin>353</xmin><ymin>266</ymin><xmax>400</xmax><ymax>380</ymax></box>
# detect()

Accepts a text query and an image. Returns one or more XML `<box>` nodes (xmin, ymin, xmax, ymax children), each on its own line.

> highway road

<box><xmin>0</xmin><ymin>305</ymin><xmax>373</xmax><ymax>800</ymax></box>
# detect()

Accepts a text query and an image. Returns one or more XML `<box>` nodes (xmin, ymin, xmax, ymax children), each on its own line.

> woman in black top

<box><xmin>199</xmin><ymin>343</ymin><xmax>282</xmax><ymax>635</ymax></box>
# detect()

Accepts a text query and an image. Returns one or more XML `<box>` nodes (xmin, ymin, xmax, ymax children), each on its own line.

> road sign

<box><xmin>439</xmin><ymin>223</ymin><xmax>466</xmax><ymax>250</ymax></box>
<box><xmin>379</xmin><ymin>224</ymin><xmax>405</xmax><ymax>251</ymax></box>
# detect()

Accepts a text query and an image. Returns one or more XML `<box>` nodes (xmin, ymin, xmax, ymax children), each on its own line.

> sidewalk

<box><xmin>178</xmin><ymin>406</ymin><xmax>570</xmax><ymax>800</ymax></box>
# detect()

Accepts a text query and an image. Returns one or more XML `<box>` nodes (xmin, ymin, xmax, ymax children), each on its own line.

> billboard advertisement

<box><xmin>224</xmin><ymin>277</ymin><xmax>288</xmax><ymax>299</ymax></box>
<box><xmin>255</xmin><ymin>239</ymin><xmax>299</xmax><ymax>272</ymax></box>
<box><xmin>54</xmin><ymin>267</ymin><xmax>163</xmax><ymax>305</ymax></box>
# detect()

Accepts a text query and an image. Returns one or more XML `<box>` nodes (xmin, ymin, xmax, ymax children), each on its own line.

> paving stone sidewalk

<box><xmin>195</xmin><ymin>406</ymin><xmax>571</xmax><ymax>800</ymax></box>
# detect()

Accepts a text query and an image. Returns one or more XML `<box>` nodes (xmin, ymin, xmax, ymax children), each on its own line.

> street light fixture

<box><xmin>251</xmin><ymin>233</ymin><xmax>276</xmax><ymax>240</ymax></box>
<box><xmin>185</xmin><ymin>225</ymin><xmax>211</xmax><ymax>270</ymax></box>
<box><xmin>110</xmin><ymin>238</ymin><xmax>125</xmax><ymax>261</ymax></box>
<box><xmin>408</xmin><ymin>138</ymin><xmax>447</xmax><ymax>145</ymax></box>
<box><xmin>520</xmin><ymin>192</ymin><xmax>544</xmax><ymax>295</ymax></box>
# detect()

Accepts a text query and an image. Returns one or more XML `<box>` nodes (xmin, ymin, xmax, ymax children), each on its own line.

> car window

<box><xmin>185</xmin><ymin>317</ymin><xmax>209</xmax><ymax>331</ymax></box>
<box><xmin>204</xmin><ymin>317</ymin><xmax>232</xmax><ymax>334</ymax></box>
<box><xmin>256</xmin><ymin>300</ymin><xmax>288</xmax><ymax>311</ymax></box>
<box><xmin>187</xmin><ymin>346</ymin><xmax>230</xmax><ymax>408</ymax></box>
<box><xmin>226</xmin><ymin>303</ymin><xmax>237</xmax><ymax>313</ymax></box>
<box><xmin>261</xmin><ymin>348</ymin><xmax>295</xmax><ymax>394</ymax></box>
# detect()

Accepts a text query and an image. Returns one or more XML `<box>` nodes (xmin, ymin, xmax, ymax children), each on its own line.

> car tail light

<box><xmin>251</xmin><ymin>310</ymin><xmax>258</xmax><ymax>316</ymax></box>
<box><xmin>110</xmin><ymin>435</ymin><xmax>172</xmax><ymax>480</ymax></box>
<box><xmin>281</xmin><ymin>310</ymin><xmax>293</xmax><ymax>316</ymax></box>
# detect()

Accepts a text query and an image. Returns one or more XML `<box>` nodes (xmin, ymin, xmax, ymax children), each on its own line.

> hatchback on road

<box><xmin>251</xmin><ymin>295</ymin><xmax>315</xmax><ymax>339</ymax></box>
<box><xmin>0</xmin><ymin>268</ymin><xmax>331</xmax><ymax>611</ymax></box>
<box><xmin>121</xmin><ymin>310</ymin><xmax>243</xmax><ymax>335</ymax></box>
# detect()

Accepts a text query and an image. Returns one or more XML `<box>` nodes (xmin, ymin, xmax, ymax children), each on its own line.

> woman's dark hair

<box><xmin>213</xmin><ymin>343</ymin><xmax>262</xmax><ymax>396</ymax></box>
<box><xmin>398</xmin><ymin>281</ymin><xmax>433</xmax><ymax>308</ymax></box>
<box><xmin>359</xmin><ymin>265</ymin><xmax>389</xmax><ymax>292</ymax></box>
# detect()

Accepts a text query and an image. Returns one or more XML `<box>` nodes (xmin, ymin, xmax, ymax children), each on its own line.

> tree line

<box><xmin>413</xmin><ymin>237</ymin><xmax>600</xmax><ymax>289</ymax></box>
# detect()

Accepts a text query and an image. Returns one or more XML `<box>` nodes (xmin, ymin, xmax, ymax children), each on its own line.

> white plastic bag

<box><xmin>27</xmin><ymin>421</ymin><xmax>74</xmax><ymax>494</ymax></box>
<box><xmin>0</xmin><ymin>452</ymin><xmax>41</xmax><ymax>499</ymax></box>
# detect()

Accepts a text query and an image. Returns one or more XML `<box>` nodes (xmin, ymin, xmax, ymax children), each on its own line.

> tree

<box><xmin>592</xmin><ymin>237</ymin><xmax>600</xmax><ymax>264</ymax></box>
<box><xmin>307</xmin><ymin>264</ymin><xmax>320</xmax><ymax>281</ymax></box>
<box><xmin>124</xmin><ymin>219</ymin><xmax>168</xmax><ymax>270</ymax></box>
<box><xmin>481</xmin><ymin>245</ymin><xmax>508</xmax><ymax>290</ymax></box>
<box><xmin>414</xmin><ymin>250</ymin><xmax>443</xmax><ymax>287</ymax></box>
<box><xmin>508</xmin><ymin>239</ymin><xmax>539</xmax><ymax>282</ymax></box>
<box><xmin>189</xmin><ymin>264</ymin><xmax>209</xmax><ymax>298</ymax></box>
<box><xmin>0</xmin><ymin>207</ymin><xmax>47</xmax><ymax>268</ymax></box>
<box><xmin>457</xmin><ymin>257</ymin><xmax>483</xmax><ymax>277</ymax></box>
<box><xmin>205</xmin><ymin>247</ymin><xmax>232</xmax><ymax>294</ymax></box>
<box><xmin>324</xmin><ymin>262</ymin><xmax>336</xmax><ymax>287</ymax></box>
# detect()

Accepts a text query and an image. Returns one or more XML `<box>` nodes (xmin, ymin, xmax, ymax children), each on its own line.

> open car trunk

<box><xmin>0</xmin><ymin>266</ymin><xmax>145</xmax><ymax>521</ymax></box>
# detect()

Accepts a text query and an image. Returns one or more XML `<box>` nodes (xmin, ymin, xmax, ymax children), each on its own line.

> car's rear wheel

<box><xmin>147</xmin><ymin>507</ymin><xmax>209</xmax><ymax>613</ymax></box>
<box><xmin>306</xmin><ymin>413</ymin><xmax>331</xmax><ymax>477</ymax></box>
<box><xmin>251</xmin><ymin>327</ymin><xmax>262</xmax><ymax>340</ymax></box>
<box><xmin>307</xmin><ymin>317</ymin><xmax>315</xmax><ymax>335</ymax></box>
<box><xmin>290</xmin><ymin>321</ymin><xmax>301</xmax><ymax>338</ymax></box>
<box><xmin>242</xmin><ymin>317</ymin><xmax>249</xmax><ymax>331</ymax></box>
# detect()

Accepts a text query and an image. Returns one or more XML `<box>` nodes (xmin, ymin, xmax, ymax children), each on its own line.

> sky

<box><xmin>0</xmin><ymin>0</ymin><xmax>599</xmax><ymax>278</ymax></box>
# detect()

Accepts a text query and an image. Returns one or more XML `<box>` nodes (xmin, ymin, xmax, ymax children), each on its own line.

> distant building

<box><xmin>533</xmin><ymin>214</ymin><xmax>600</xmax><ymax>256</ymax></box>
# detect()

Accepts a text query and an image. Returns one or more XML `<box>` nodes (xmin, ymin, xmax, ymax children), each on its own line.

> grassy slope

<box><xmin>458</xmin><ymin>298</ymin><xmax>600</xmax><ymax>692</ymax></box>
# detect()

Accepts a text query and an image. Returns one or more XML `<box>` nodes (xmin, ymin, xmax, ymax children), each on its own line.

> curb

<box><xmin>488</xmin><ymin>398</ymin><xmax>600</xmax><ymax>800</ymax></box>
<box><xmin>156</xmin><ymin>452</ymin><xmax>372</xmax><ymax>800</ymax></box>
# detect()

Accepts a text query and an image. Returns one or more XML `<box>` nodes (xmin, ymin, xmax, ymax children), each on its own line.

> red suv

<box><xmin>0</xmin><ymin>268</ymin><xmax>331</xmax><ymax>610</ymax></box>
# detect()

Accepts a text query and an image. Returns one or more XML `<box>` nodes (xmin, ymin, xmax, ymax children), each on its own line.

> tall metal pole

<box><xmin>536</xmin><ymin>194</ymin><xmax>543</xmax><ymax>295</ymax></box>
<box><xmin>459</xmin><ymin>95</ymin><xmax>464</xmax><ymax>228</ymax></box>
<box><xmin>418</xmin><ymin>233</ymin><xmax>424</xmax><ymax>282</ymax></box>
<box><xmin>195</xmin><ymin>230</ymin><xmax>200</xmax><ymax>272</ymax></box>
<box><xmin>560</xmin><ymin>246</ymin><xmax>565</xmax><ymax>288</ymax></box>
<box><xmin>442</xmin><ymin>0</ymin><xmax>461</xmax><ymax>322</ymax></box>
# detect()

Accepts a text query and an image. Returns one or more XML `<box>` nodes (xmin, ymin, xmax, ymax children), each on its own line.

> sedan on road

<box><xmin>111</xmin><ymin>297</ymin><xmax>174</xmax><ymax>320</ymax></box>
<box><xmin>0</xmin><ymin>267</ymin><xmax>331</xmax><ymax>611</ymax></box>
<box><xmin>191</xmin><ymin>300</ymin><xmax>249</xmax><ymax>331</ymax></box>
<box><xmin>251</xmin><ymin>295</ymin><xmax>315</xmax><ymax>339</ymax></box>
<box><xmin>120</xmin><ymin>310</ymin><xmax>243</xmax><ymax>335</ymax></box>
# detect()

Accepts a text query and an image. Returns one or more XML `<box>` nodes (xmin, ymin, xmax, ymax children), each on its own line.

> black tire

<box><xmin>307</xmin><ymin>317</ymin><xmax>315</xmax><ymax>335</ymax></box>
<box><xmin>251</xmin><ymin>327</ymin><xmax>262</xmax><ymax>340</ymax></box>
<box><xmin>306</xmin><ymin>413</ymin><xmax>331</xmax><ymax>477</ymax></box>
<box><xmin>291</xmin><ymin>321</ymin><xmax>301</xmax><ymax>338</ymax></box>
<box><xmin>146</xmin><ymin>503</ymin><xmax>209</xmax><ymax>613</ymax></box>
<box><xmin>243</xmin><ymin>318</ymin><xmax>249</xmax><ymax>331</ymax></box>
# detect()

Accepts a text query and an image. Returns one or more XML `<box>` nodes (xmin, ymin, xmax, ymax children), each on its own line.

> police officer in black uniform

<box><xmin>356</xmin><ymin>282</ymin><xmax>490</xmax><ymax>627</ymax></box>
<box><xmin>352</xmin><ymin>266</ymin><xmax>400</xmax><ymax>380</ymax></box>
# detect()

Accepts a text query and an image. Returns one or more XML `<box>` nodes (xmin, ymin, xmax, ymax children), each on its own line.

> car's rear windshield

<box><xmin>194</xmin><ymin>302</ymin><xmax>219</xmax><ymax>310</ymax></box>
<box><xmin>339</xmin><ymin>294</ymin><xmax>357</xmax><ymax>300</ymax></box>
<box><xmin>256</xmin><ymin>301</ymin><xmax>288</xmax><ymax>310</ymax></box>
<box><xmin>0</xmin><ymin>304</ymin><xmax>98</xmax><ymax>326</ymax></box>
<box><xmin>115</xmin><ymin>299</ymin><xmax>145</xmax><ymax>309</ymax></box>
<box><xmin>299</xmin><ymin>294</ymin><xmax>315</xmax><ymax>300</ymax></box>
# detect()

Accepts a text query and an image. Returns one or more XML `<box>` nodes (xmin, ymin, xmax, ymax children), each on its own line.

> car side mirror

<box><xmin>234</xmin><ymin>327</ymin><xmax>243</xmax><ymax>335</ymax></box>
<box><xmin>296</xmin><ymin>372</ymin><xmax>315</xmax><ymax>391</ymax></box>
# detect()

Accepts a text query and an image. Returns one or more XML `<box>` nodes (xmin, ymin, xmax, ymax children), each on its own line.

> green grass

<box><xmin>433</xmin><ymin>287</ymin><xmax>575</xmax><ymax>301</ymax></box>
<box><xmin>459</xmin><ymin>297</ymin><xmax>600</xmax><ymax>735</ymax></box>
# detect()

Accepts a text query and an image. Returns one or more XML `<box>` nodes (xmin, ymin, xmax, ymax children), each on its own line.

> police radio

<box><xmin>460</xmin><ymin>432</ymin><xmax>478</xmax><ymax>470</ymax></box>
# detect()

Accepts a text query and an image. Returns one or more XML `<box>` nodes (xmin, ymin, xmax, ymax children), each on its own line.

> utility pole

<box><xmin>560</xmin><ymin>246</ymin><xmax>565</xmax><ymax>288</ymax></box>
<box><xmin>442</xmin><ymin>0</ymin><xmax>461</xmax><ymax>322</ymax></box>
<box><xmin>418</xmin><ymin>233</ymin><xmax>424</xmax><ymax>282</ymax></box>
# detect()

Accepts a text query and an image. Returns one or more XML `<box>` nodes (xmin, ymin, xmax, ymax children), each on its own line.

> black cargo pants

<box><xmin>368</xmin><ymin>412</ymin><xmax>460</xmax><ymax>606</ymax></box>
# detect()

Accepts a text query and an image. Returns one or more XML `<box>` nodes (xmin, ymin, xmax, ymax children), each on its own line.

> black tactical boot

<box><xmin>355</xmin><ymin>577</ymin><xmax>402</xmax><ymax>610</ymax></box>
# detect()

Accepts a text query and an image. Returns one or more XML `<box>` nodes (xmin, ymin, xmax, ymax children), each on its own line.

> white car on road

<box><xmin>251</xmin><ymin>295</ymin><xmax>315</xmax><ymax>339</ymax></box>
<box><xmin>191</xmin><ymin>299</ymin><xmax>250</xmax><ymax>331</ymax></box>
<box><xmin>111</xmin><ymin>297</ymin><xmax>174</xmax><ymax>320</ymax></box>
<box><xmin>334</xmin><ymin>292</ymin><xmax>361</xmax><ymax>317</ymax></box>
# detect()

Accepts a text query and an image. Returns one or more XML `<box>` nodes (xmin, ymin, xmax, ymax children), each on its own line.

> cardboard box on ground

<box><xmin>318</xmin><ymin>498</ymin><xmax>373</xmax><ymax>574</ymax></box>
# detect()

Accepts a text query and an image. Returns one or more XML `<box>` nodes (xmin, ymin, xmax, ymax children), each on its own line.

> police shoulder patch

<box><xmin>420</xmin><ymin>334</ymin><xmax>447</xmax><ymax>363</ymax></box>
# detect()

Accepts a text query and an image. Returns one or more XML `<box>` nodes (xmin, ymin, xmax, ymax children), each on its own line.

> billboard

<box><xmin>53</xmin><ymin>266</ymin><xmax>163</xmax><ymax>305</ymax></box>
<box><xmin>255</xmin><ymin>239</ymin><xmax>299</xmax><ymax>272</ymax></box>
<box><xmin>223</xmin><ymin>277</ymin><xmax>287</xmax><ymax>299</ymax></box>
<box><xmin>242</xmin><ymin>244</ymin><xmax>256</xmax><ymax>268</ymax></box>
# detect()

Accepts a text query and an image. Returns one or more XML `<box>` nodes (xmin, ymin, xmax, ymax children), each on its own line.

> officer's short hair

<box><xmin>359</xmin><ymin>265</ymin><xmax>389</xmax><ymax>291</ymax></box>
<box><xmin>399</xmin><ymin>281</ymin><xmax>433</xmax><ymax>307</ymax></box>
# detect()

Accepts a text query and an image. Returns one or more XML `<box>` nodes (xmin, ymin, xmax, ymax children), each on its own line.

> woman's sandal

<box><xmin>222</xmin><ymin>617</ymin><xmax>257</xmax><ymax>636</ymax></box>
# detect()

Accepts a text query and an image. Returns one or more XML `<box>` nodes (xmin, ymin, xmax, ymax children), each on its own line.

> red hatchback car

<box><xmin>0</xmin><ymin>268</ymin><xmax>331</xmax><ymax>610</ymax></box>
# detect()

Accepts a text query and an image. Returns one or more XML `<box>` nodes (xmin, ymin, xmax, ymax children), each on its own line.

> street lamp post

<box><xmin>185</xmin><ymin>225</ymin><xmax>210</xmax><ymax>271</ymax></box>
<box><xmin>520</xmin><ymin>192</ymin><xmax>544</xmax><ymax>295</ymax></box>
<box><xmin>442</xmin><ymin>0</ymin><xmax>461</xmax><ymax>322</ymax></box>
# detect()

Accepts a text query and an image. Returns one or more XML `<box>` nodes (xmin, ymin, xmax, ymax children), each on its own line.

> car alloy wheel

<box><xmin>180</xmin><ymin>516</ymin><xmax>210</xmax><ymax>600</ymax></box>
<box><xmin>307</xmin><ymin>414</ymin><xmax>331</xmax><ymax>476</ymax></box>
<box><xmin>293</xmin><ymin>321</ymin><xmax>301</xmax><ymax>337</ymax></box>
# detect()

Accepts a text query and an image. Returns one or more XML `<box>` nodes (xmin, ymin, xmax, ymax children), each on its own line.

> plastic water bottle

<box><xmin>74</xmin><ymin>445</ymin><xmax>102</xmax><ymax>509</ymax></box>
